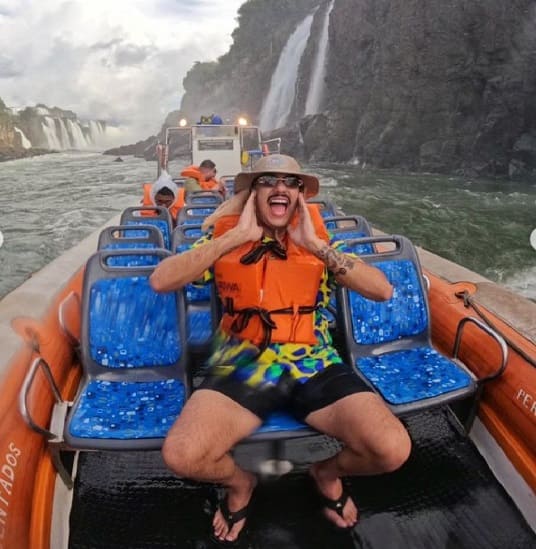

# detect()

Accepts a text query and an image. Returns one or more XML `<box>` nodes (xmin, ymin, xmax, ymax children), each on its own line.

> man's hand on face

<box><xmin>232</xmin><ymin>191</ymin><xmax>263</xmax><ymax>245</ymax></box>
<box><xmin>288</xmin><ymin>194</ymin><xmax>324</xmax><ymax>252</ymax></box>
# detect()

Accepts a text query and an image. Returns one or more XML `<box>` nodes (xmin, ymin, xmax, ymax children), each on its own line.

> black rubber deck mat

<box><xmin>69</xmin><ymin>408</ymin><xmax>535</xmax><ymax>549</ymax></box>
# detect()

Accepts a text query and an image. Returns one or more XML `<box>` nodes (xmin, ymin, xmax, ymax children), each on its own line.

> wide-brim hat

<box><xmin>234</xmin><ymin>154</ymin><xmax>319</xmax><ymax>198</ymax></box>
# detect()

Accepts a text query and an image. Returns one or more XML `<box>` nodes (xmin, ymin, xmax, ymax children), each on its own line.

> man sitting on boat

<box><xmin>181</xmin><ymin>158</ymin><xmax>224</xmax><ymax>194</ymax></box>
<box><xmin>141</xmin><ymin>170</ymin><xmax>185</xmax><ymax>221</ymax></box>
<box><xmin>150</xmin><ymin>154</ymin><xmax>412</xmax><ymax>544</ymax></box>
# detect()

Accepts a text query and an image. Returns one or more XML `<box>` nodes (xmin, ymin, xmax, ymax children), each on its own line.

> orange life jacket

<box><xmin>180</xmin><ymin>165</ymin><xmax>220</xmax><ymax>190</ymax></box>
<box><xmin>142</xmin><ymin>183</ymin><xmax>185</xmax><ymax>220</ymax></box>
<box><xmin>213</xmin><ymin>206</ymin><xmax>329</xmax><ymax>348</ymax></box>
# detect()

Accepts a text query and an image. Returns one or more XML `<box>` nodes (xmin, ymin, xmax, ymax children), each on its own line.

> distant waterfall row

<box><xmin>40</xmin><ymin>116</ymin><xmax>107</xmax><ymax>150</ymax></box>
<box><xmin>259</xmin><ymin>0</ymin><xmax>335</xmax><ymax>132</ymax></box>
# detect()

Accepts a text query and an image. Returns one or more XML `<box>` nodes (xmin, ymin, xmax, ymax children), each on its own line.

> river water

<box><xmin>0</xmin><ymin>152</ymin><xmax>535</xmax><ymax>300</ymax></box>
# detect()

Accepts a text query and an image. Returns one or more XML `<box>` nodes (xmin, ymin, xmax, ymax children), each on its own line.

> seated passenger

<box><xmin>181</xmin><ymin>159</ymin><xmax>224</xmax><ymax>194</ymax></box>
<box><xmin>150</xmin><ymin>154</ymin><xmax>411</xmax><ymax>544</ymax></box>
<box><xmin>141</xmin><ymin>171</ymin><xmax>184</xmax><ymax>222</ymax></box>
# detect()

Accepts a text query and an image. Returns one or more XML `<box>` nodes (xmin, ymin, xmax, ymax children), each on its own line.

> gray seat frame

<box><xmin>97</xmin><ymin>224</ymin><xmax>165</xmax><ymax>250</ymax></box>
<box><xmin>337</xmin><ymin>235</ymin><xmax>507</xmax><ymax>419</ymax></box>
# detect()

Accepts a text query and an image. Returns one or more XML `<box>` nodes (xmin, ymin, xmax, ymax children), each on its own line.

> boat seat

<box><xmin>172</xmin><ymin>224</ymin><xmax>216</xmax><ymax>355</ymax></box>
<box><xmin>221</xmin><ymin>176</ymin><xmax>235</xmax><ymax>197</ymax></box>
<box><xmin>307</xmin><ymin>197</ymin><xmax>338</xmax><ymax>218</ymax></box>
<box><xmin>253</xmin><ymin>411</ymin><xmax>310</xmax><ymax>438</ymax></box>
<box><xmin>178</xmin><ymin>215</ymin><xmax>210</xmax><ymax>227</ymax></box>
<box><xmin>338</xmin><ymin>235</ymin><xmax>506</xmax><ymax>418</ymax></box>
<box><xmin>63</xmin><ymin>249</ymin><xmax>188</xmax><ymax>450</ymax></box>
<box><xmin>185</xmin><ymin>190</ymin><xmax>223</xmax><ymax>206</ymax></box>
<box><xmin>177</xmin><ymin>205</ymin><xmax>217</xmax><ymax>227</ymax></box>
<box><xmin>120</xmin><ymin>206</ymin><xmax>172</xmax><ymax>249</ymax></box>
<box><xmin>97</xmin><ymin>225</ymin><xmax>165</xmax><ymax>266</ymax></box>
<box><xmin>320</xmin><ymin>216</ymin><xmax>374</xmax><ymax>329</ymax></box>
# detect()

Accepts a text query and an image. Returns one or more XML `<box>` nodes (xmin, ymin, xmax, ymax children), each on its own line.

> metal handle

<box><xmin>453</xmin><ymin>316</ymin><xmax>508</xmax><ymax>383</ymax></box>
<box><xmin>323</xmin><ymin>215</ymin><xmax>359</xmax><ymax>226</ymax></box>
<box><xmin>19</xmin><ymin>357</ymin><xmax>63</xmax><ymax>440</ymax></box>
<box><xmin>422</xmin><ymin>274</ymin><xmax>431</xmax><ymax>292</ymax></box>
<box><xmin>97</xmin><ymin>248</ymin><xmax>171</xmax><ymax>270</ymax></box>
<box><xmin>121</xmin><ymin>205</ymin><xmax>170</xmax><ymax>221</ymax></box>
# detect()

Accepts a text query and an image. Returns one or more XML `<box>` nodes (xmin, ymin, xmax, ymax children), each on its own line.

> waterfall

<box><xmin>58</xmin><ymin>119</ymin><xmax>72</xmax><ymax>148</ymax></box>
<box><xmin>66</xmin><ymin>119</ymin><xmax>88</xmax><ymax>149</ymax></box>
<box><xmin>14</xmin><ymin>127</ymin><xmax>32</xmax><ymax>149</ymax></box>
<box><xmin>259</xmin><ymin>10</ymin><xmax>317</xmax><ymax>131</ymax></box>
<box><xmin>304</xmin><ymin>0</ymin><xmax>334</xmax><ymax>115</ymax></box>
<box><xmin>42</xmin><ymin>117</ymin><xmax>62</xmax><ymax>149</ymax></box>
<box><xmin>89</xmin><ymin>120</ymin><xmax>104</xmax><ymax>146</ymax></box>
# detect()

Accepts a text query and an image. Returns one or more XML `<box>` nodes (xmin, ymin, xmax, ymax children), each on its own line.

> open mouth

<box><xmin>268</xmin><ymin>194</ymin><xmax>290</xmax><ymax>217</ymax></box>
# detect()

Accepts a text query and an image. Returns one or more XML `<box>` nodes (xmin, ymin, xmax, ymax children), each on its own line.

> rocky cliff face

<box><xmin>177</xmin><ymin>0</ymin><xmax>536</xmax><ymax>177</ymax></box>
<box><xmin>0</xmin><ymin>98</ymin><xmax>48</xmax><ymax>161</ymax></box>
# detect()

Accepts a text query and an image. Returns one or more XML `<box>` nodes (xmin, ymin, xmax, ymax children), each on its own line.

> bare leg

<box><xmin>162</xmin><ymin>389</ymin><xmax>262</xmax><ymax>542</ymax></box>
<box><xmin>306</xmin><ymin>392</ymin><xmax>411</xmax><ymax>528</ymax></box>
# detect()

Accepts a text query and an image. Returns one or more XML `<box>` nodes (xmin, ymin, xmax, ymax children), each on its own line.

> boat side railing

<box><xmin>453</xmin><ymin>316</ymin><xmax>508</xmax><ymax>383</ymax></box>
<box><xmin>451</xmin><ymin>316</ymin><xmax>508</xmax><ymax>430</ymax></box>
<box><xmin>20</xmin><ymin>357</ymin><xmax>63</xmax><ymax>440</ymax></box>
<box><xmin>19</xmin><ymin>355</ymin><xmax>74</xmax><ymax>487</ymax></box>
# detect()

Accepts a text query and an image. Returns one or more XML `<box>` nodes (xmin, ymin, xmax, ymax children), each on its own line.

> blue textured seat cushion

<box><xmin>89</xmin><ymin>276</ymin><xmax>181</xmax><ymax>368</ymax></box>
<box><xmin>175</xmin><ymin>244</ymin><xmax>211</xmax><ymax>302</ymax></box>
<box><xmin>180</xmin><ymin>216</ymin><xmax>207</xmax><ymax>226</ymax></box>
<box><xmin>357</xmin><ymin>346</ymin><xmax>473</xmax><ymax>405</ymax></box>
<box><xmin>125</xmin><ymin>219</ymin><xmax>170</xmax><ymax>248</ymax></box>
<box><xmin>185</xmin><ymin>207</ymin><xmax>216</xmax><ymax>216</ymax></box>
<box><xmin>349</xmin><ymin>259</ymin><xmax>428</xmax><ymax>345</ymax></box>
<box><xmin>182</xmin><ymin>227</ymin><xmax>204</xmax><ymax>239</ymax></box>
<box><xmin>189</xmin><ymin>196</ymin><xmax>220</xmax><ymax>205</ymax></box>
<box><xmin>69</xmin><ymin>379</ymin><xmax>185</xmax><ymax>439</ymax></box>
<box><xmin>102</xmin><ymin>242</ymin><xmax>160</xmax><ymax>267</ymax></box>
<box><xmin>257</xmin><ymin>411</ymin><xmax>309</xmax><ymax>433</ymax></box>
<box><xmin>187</xmin><ymin>308</ymin><xmax>213</xmax><ymax>346</ymax></box>
<box><xmin>332</xmin><ymin>232</ymin><xmax>373</xmax><ymax>255</ymax></box>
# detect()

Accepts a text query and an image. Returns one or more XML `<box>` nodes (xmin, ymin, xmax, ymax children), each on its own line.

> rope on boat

<box><xmin>455</xmin><ymin>290</ymin><xmax>536</xmax><ymax>368</ymax></box>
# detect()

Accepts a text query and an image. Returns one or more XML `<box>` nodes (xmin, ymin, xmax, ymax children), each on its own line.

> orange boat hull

<box><xmin>0</xmin><ymin>268</ymin><xmax>534</xmax><ymax>548</ymax></box>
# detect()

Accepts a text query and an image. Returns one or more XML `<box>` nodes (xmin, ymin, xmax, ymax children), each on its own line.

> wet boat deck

<box><xmin>69</xmin><ymin>407</ymin><xmax>535</xmax><ymax>548</ymax></box>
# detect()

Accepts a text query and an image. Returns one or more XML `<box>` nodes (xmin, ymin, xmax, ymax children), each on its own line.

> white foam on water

<box><xmin>504</xmin><ymin>265</ymin><xmax>536</xmax><ymax>300</ymax></box>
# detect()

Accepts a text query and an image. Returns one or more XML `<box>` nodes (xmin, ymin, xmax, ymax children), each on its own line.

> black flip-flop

<box><xmin>317</xmin><ymin>479</ymin><xmax>358</xmax><ymax>531</ymax></box>
<box><xmin>211</xmin><ymin>494</ymin><xmax>253</xmax><ymax>547</ymax></box>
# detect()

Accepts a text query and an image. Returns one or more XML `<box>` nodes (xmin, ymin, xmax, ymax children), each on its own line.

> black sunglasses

<box><xmin>253</xmin><ymin>174</ymin><xmax>303</xmax><ymax>189</ymax></box>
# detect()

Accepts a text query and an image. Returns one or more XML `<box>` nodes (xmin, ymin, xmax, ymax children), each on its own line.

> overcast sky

<box><xmin>0</xmin><ymin>0</ymin><xmax>244</xmax><ymax>142</ymax></box>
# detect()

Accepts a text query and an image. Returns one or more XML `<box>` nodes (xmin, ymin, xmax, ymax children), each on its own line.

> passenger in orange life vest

<box><xmin>181</xmin><ymin>159</ymin><xmax>224</xmax><ymax>194</ymax></box>
<box><xmin>150</xmin><ymin>155</ymin><xmax>411</xmax><ymax>544</ymax></box>
<box><xmin>141</xmin><ymin>172</ymin><xmax>185</xmax><ymax>222</ymax></box>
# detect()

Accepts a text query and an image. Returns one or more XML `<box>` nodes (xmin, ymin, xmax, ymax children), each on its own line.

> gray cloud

<box><xmin>0</xmin><ymin>55</ymin><xmax>21</xmax><ymax>78</ymax></box>
<box><xmin>114</xmin><ymin>44</ymin><xmax>153</xmax><ymax>67</ymax></box>
<box><xmin>0</xmin><ymin>0</ymin><xmax>242</xmax><ymax>143</ymax></box>
<box><xmin>89</xmin><ymin>38</ymin><xmax>124</xmax><ymax>52</ymax></box>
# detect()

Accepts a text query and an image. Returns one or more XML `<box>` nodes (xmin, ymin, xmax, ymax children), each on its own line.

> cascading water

<box><xmin>259</xmin><ymin>9</ymin><xmax>317</xmax><ymax>131</ymax></box>
<box><xmin>89</xmin><ymin>120</ymin><xmax>104</xmax><ymax>146</ymax></box>
<box><xmin>304</xmin><ymin>0</ymin><xmax>334</xmax><ymax>115</ymax></box>
<box><xmin>58</xmin><ymin>119</ymin><xmax>72</xmax><ymax>149</ymax></box>
<box><xmin>42</xmin><ymin>117</ymin><xmax>62</xmax><ymax>150</ymax></box>
<box><xmin>14</xmin><ymin>127</ymin><xmax>32</xmax><ymax>149</ymax></box>
<box><xmin>66</xmin><ymin>119</ymin><xmax>88</xmax><ymax>149</ymax></box>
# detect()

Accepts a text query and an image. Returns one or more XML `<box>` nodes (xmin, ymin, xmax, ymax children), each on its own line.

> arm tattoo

<box><xmin>314</xmin><ymin>244</ymin><xmax>356</xmax><ymax>276</ymax></box>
